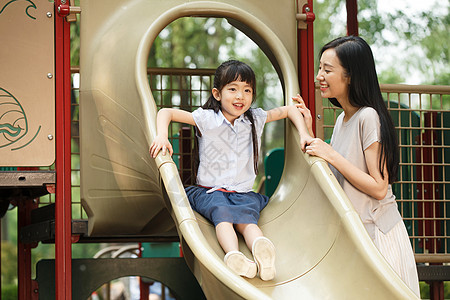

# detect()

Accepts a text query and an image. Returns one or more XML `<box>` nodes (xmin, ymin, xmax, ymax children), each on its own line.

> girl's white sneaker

<box><xmin>252</xmin><ymin>237</ymin><xmax>276</xmax><ymax>281</ymax></box>
<box><xmin>224</xmin><ymin>251</ymin><xmax>257</xmax><ymax>278</ymax></box>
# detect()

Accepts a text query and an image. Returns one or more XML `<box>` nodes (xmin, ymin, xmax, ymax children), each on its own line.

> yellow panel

<box><xmin>0</xmin><ymin>0</ymin><xmax>55</xmax><ymax>166</ymax></box>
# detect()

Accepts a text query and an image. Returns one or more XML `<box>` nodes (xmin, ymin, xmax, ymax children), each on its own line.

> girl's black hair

<box><xmin>320</xmin><ymin>36</ymin><xmax>399</xmax><ymax>183</ymax></box>
<box><xmin>199</xmin><ymin>60</ymin><xmax>259</xmax><ymax>174</ymax></box>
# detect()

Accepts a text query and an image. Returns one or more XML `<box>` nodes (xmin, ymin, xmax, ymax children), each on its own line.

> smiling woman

<box><xmin>302</xmin><ymin>35</ymin><xmax>420</xmax><ymax>297</ymax></box>
<box><xmin>316</xmin><ymin>48</ymin><xmax>350</xmax><ymax>106</ymax></box>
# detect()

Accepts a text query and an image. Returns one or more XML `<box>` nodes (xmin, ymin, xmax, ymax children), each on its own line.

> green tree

<box><xmin>1</xmin><ymin>241</ymin><xmax>17</xmax><ymax>285</ymax></box>
<box><xmin>313</xmin><ymin>0</ymin><xmax>449</xmax><ymax>85</ymax></box>
<box><xmin>313</xmin><ymin>0</ymin><xmax>345</xmax><ymax>57</ymax></box>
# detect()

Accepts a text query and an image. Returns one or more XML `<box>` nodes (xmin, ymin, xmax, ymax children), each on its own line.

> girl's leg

<box><xmin>217</xmin><ymin>222</ymin><xmax>257</xmax><ymax>278</ymax></box>
<box><xmin>235</xmin><ymin>223</ymin><xmax>263</xmax><ymax>250</ymax></box>
<box><xmin>216</xmin><ymin>222</ymin><xmax>239</xmax><ymax>253</ymax></box>
<box><xmin>236</xmin><ymin>223</ymin><xmax>276</xmax><ymax>281</ymax></box>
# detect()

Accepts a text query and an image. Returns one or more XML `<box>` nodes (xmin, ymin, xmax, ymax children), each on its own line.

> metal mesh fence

<box><xmin>316</xmin><ymin>83</ymin><xmax>450</xmax><ymax>262</ymax></box>
<box><xmin>148</xmin><ymin>68</ymin><xmax>215</xmax><ymax>185</ymax></box>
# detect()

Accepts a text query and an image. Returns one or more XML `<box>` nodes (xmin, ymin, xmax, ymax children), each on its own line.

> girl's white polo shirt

<box><xmin>192</xmin><ymin>107</ymin><xmax>267</xmax><ymax>193</ymax></box>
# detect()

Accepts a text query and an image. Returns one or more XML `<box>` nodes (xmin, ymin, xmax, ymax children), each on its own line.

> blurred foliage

<box><xmin>420</xmin><ymin>281</ymin><xmax>450</xmax><ymax>299</ymax></box>
<box><xmin>313</xmin><ymin>0</ymin><xmax>345</xmax><ymax>58</ymax></box>
<box><xmin>314</xmin><ymin>0</ymin><xmax>449</xmax><ymax>85</ymax></box>
<box><xmin>1</xmin><ymin>284</ymin><xmax>18</xmax><ymax>300</ymax></box>
<box><xmin>70</xmin><ymin>19</ymin><xmax>80</xmax><ymax>66</ymax></box>
<box><xmin>70</xmin><ymin>0</ymin><xmax>80</xmax><ymax>66</ymax></box>
<box><xmin>1</xmin><ymin>241</ymin><xmax>17</xmax><ymax>285</ymax></box>
<box><xmin>367</xmin><ymin>4</ymin><xmax>449</xmax><ymax>85</ymax></box>
<box><xmin>149</xmin><ymin>18</ymin><xmax>234</xmax><ymax>69</ymax></box>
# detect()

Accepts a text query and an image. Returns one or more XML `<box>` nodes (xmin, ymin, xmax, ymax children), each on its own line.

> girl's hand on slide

<box><xmin>149</xmin><ymin>136</ymin><xmax>173</xmax><ymax>158</ymax></box>
<box><xmin>292</xmin><ymin>94</ymin><xmax>313</xmax><ymax>136</ymax></box>
<box><xmin>299</xmin><ymin>134</ymin><xmax>314</xmax><ymax>152</ymax></box>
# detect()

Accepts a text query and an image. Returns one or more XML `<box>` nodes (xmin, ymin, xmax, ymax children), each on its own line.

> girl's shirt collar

<box><xmin>215</xmin><ymin>109</ymin><xmax>252</xmax><ymax>127</ymax></box>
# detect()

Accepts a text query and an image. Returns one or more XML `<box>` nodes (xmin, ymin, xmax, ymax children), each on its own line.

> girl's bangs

<box><xmin>223</xmin><ymin>64</ymin><xmax>255</xmax><ymax>87</ymax></box>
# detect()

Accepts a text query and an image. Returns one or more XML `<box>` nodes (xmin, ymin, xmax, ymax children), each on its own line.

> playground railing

<box><xmin>316</xmin><ymin>82</ymin><xmax>450</xmax><ymax>263</ymax></box>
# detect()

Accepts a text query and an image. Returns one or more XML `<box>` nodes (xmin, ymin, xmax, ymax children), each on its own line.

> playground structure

<box><xmin>1</xmin><ymin>0</ymin><xmax>449</xmax><ymax>299</ymax></box>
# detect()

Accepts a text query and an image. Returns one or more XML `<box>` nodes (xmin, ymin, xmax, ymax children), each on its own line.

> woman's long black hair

<box><xmin>320</xmin><ymin>36</ymin><xmax>399</xmax><ymax>183</ymax></box>
<box><xmin>197</xmin><ymin>60</ymin><xmax>259</xmax><ymax>174</ymax></box>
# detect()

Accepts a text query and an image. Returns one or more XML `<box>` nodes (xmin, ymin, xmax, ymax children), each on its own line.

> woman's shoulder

<box><xmin>359</xmin><ymin>106</ymin><xmax>378</xmax><ymax>119</ymax></box>
<box><xmin>358</xmin><ymin>107</ymin><xmax>380</xmax><ymax>126</ymax></box>
<box><xmin>358</xmin><ymin>107</ymin><xmax>380</xmax><ymax>133</ymax></box>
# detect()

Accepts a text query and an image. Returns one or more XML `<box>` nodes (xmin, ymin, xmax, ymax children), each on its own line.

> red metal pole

<box><xmin>346</xmin><ymin>0</ymin><xmax>359</xmax><ymax>36</ymax></box>
<box><xmin>417</xmin><ymin>112</ymin><xmax>442</xmax><ymax>253</ymax></box>
<box><xmin>140</xmin><ymin>279</ymin><xmax>150</xmax><ymax>300</ymax></box>
<box><xmin>55</xmin><ymin>1</ymin><xmax>72</xmax><ymax>299</ymax></box>
<box><xmin>298</xmin><ymin>26</ymin><xmax>308</xmax><ymax>100</ymax></box>
<box><xmin>297</xmin><ymin>0</ymin><xmax>316</xmax><ymax>135</ymax></box>
<box><xmin>0</xmin><ymin>221</ymin><xmax>1</xmax><ymax>297</ymax></box>
<box><xmin>306</xmin><ymin>0</ymin><xmax>315</xmax><ymax>134</ymax></box>
<box><xmin>17</xmin><ymin>199</ymin><xmax>35</xmax><ymax>300</ymax></box>
<box><xmin>430</xmin><ymin>281</ymin><xmax>444</xmax><ymax>300</ymax></box>
<box><xmin>416</xmin><ymin>112</ymin><xmax>444</xmax><ymax>300</ymax></box>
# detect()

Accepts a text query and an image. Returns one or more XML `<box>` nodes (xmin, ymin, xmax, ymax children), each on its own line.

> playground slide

<box><xmin>79</xmin><ymin>1</ymin><xmax>419</xmax><ymax>299</ymax></box>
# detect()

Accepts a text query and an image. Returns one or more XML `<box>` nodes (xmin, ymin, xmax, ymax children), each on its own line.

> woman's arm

<box><xmin>149</xmin><ymin>108</ymin><xmax>196</xmax><ymax>158</ymax></box>
<box><xmin>265</xmin><ymin>105</ymin><xmax>313</xmax><ymax>150</ymax></box>
<box><xmin>305</xmin><ymin>139</ymin><xmax>389</xmax><ymax>200</ymax></box>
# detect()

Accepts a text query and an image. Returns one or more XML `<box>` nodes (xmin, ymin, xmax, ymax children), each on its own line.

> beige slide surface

<box><xmin>79</xmin><ymin>0</ymin><xmax>419</xmax><ymax>298</ymax></box>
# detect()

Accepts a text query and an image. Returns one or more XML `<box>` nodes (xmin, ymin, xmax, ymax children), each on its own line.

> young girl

<box><xmin>297</xmin><ymin>36</ymin><xmax>420</xmax><ymax>296</ymax></box>
<box><xmin>150</xmin><ymin>60</ymin><xmax>312</xmax><ymax>281</ymax></box>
